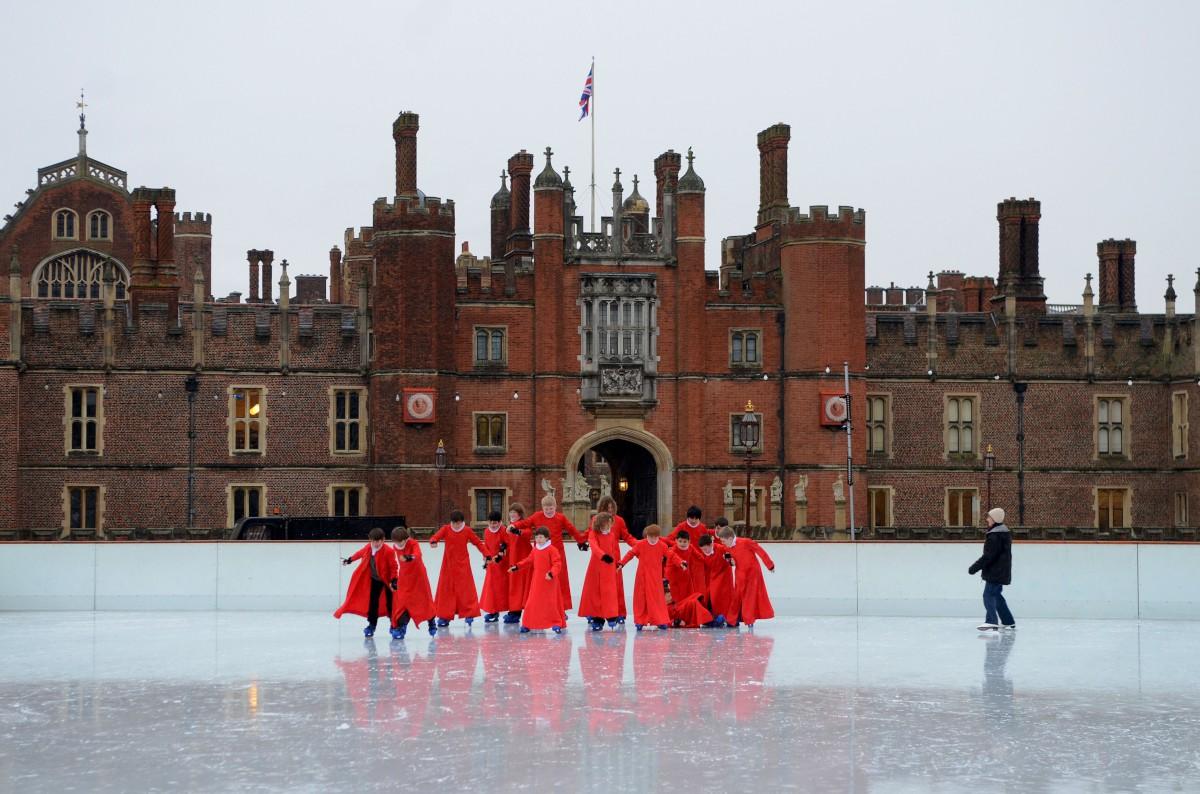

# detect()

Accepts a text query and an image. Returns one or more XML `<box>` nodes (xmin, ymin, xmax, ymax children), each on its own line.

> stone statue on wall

<box><xmin>600</xmin><ymin>475</ymin><xmax>611</xmax><ymax>498</ymax></box>
<box><xmin>574</xmin><ymin>477</ymin><xmax>592</xmax><ymax>502</ymax></box>
<box><xmin>541</xmin><ymin>478</ymin><xmax>556</xmax><ymax>500</ymax></box>
<box><xmin>723</xmin><ymin>480</ymin><xmax>734</xmax><ymax>504</ymax></box>
<box><xmin>794</xmin><ymin>475</ymin><xmax>808</xmax><ymax>503</ymax></box>
<box><xmin>770</xmin><ymin>476</ymin><xmax>783</xmax><ymax>504</ymax></box>
<box><xmin>833</xmin><ymin>475</ymin><xmax>845</xmax><ymax>503</ymax></box>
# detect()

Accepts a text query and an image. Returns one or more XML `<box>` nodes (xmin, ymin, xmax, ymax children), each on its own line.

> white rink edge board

<box><xmin>0</xmin><ymin>541</ymin><xmax>1197</xmax><ymax>619</ymax></box>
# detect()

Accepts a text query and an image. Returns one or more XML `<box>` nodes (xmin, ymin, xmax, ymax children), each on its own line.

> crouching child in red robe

<box><xmin>665</xmin><ymin>530</ymin><xmax>715</xmax><ymax>628</ymax></box>
<box><xmin>429</xmin><ymin>510</ymin><xmax>487</xmax><ymax>631</ymax></box>
<box><xmin>390</xmin><ymin>526</ymin><xmax>437</xmax><ymax>639</ymax></box>
<box><xmin>717</xmin><ymin>523</ymin><xmax>776</xmax><ymax>628</ymax></box>
<box><xmin>508</xmin><ymin>526</ymin><xmax>566</xmax><ymax>634</ymax></box>
<box><xmin>334</xmin><ymin>528</ymin><xmax>398</xmax><ymax>638</ymax></box>
<box><xmin>479</xmin><ymin>511</ymin><xmax>511</xmax><ymax>623</ymax></box>
<box><xmin>617</xmin><ymin>524</ymin><xmax>687</xmax><ymax>631</ymax></box>
<box><xmin>578</xmin><ymin>511</ymin><xmax>622</xmax><ymax>631</ymax></box>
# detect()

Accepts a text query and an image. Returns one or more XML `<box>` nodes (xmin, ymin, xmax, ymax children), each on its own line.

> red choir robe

<box><xmin>506</xmin><ymin>523</ymin><xmax>534</xmax><ymax>613</ymax></box>
<box><xmin>478</xmin><ymin>526</ymin><xmax>511</xmax><ymax>615</ymax></box>
<box><xmin>611</xmin><ymin>515</ymin><xmax>637</xmax><ymax>618</ymax></box>
<box><xmin>666</xmin><ymin>520</ymin><xmax>713</xmax><ymax>544</ymax></box>
<box><xmin>699</xmin><ymin>544</ymin><xmax>736</xmax><ymax>620</ymax></box>
<box><xmin>724</xmin><ymin>537</ymin><xmax>776</xmax><ymax>625</ymax></box>
<box><xmin>619</xmin><ymin>538</ymin><xmax>685</xmax><ymax>626</ymax></box>
<box><xmin>664</xmin><ymin>545</ymin><xmax>713</xmax><ymax>627</ymax></box>
<box><xmin>333</xmin><ymin>543</ymin><xmax>398</xmax><ymax>620</ymax></box>
<box><xmin>430</xmin><ymin>524</ymin><xmax>486</xmax><ymax>620</ymax></box>
<box><xmin>577</xmin><ymin>527</ymin><xmax>622</xmax><ymax>620</ymax></box>
<box><xmin>390</xmin><ymin>538</ymin><xmax>436</xmax><ymax>629</ymax></box>
<box><xmin>511</xmin><ymin>510</ymin><xmax>586</xmax><ymax>609</ymax></box>
<box><xmin>513</xmin><ymin>541</ymin><xmax>566</xmax><ymax>630</ymax></box>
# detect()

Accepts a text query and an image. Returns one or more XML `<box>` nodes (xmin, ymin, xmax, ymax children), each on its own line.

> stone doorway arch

<box><xmin>564</xmin><ymin>425</ymin><xmax>674</xmax><ymax>533</ymax></box>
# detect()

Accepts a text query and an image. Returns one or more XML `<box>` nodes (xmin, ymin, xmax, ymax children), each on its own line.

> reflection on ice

<box><xmin>1</xmin><ymin>614</ymin><xmax>1200</xmax><ymax>792</ymax></box>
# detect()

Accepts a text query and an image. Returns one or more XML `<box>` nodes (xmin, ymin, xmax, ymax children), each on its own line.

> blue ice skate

<box><xmin>617</xmin><ymin>617</ymin><xmax>626</xmax><ymax>625</ymax></box>
<box><xmin>519</xmin><ymin>626</ymin><xmax>531</xmax><ymax>634</ymax></box>
<box><xmin>363</xmin><ymin>625</ymin><xmax>375</xmax><ymax>637</ymax></box>
<box><xmin>390</xmin><ymin>626</ymin><xmax>405</xmax><ymax>640</ymax></box>
<box><xmin>636</xmin><ymin>624</ymin><xmax>644</xmax><ymax>631</ymax></box>
<box><xmin>657</xmin><ymin>624</ymin><xmax>669</xmax><ymax>630</ymax></box>
<box><xmin>589</xmin><ymin>618</ymin><xmax>604</xmax><ymax>632</ymax></box>
<box><xmin>552</xmin><ymin>626</ymin><xmax>563</xmax><ymax>634</ymax></box>
<box><xmin>606</xmin><ymin>618</ymin><xmax>618</xmax><ymax>629</ymax></box>
<box><xmin>465</xmin><ymin>617</ymin><xmax>475</xmax><ymax>627</ymax></box>
<box><xmin>437</xmin><ymin>618</ymin><xmax>450</xmax><ymax>628</ymax></box>
<box><xmin>427</xmin><ymin>621</ymin><xmax>437</xmax><ymax>636</ymax></box>
<box><xmin>484</xmin><ymin>612</ymin><xmax>500</xmax><ymax>623</ymax></box>
<box><xmin>713</xmin><ymin>615</ymin><xmax>727</xmax><ymax>627</ymax></box>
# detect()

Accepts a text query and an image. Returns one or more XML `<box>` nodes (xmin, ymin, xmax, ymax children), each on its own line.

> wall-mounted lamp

<box><xmin>1126</xmin><ymin>378</ymin><xmax>1133</xmax><ymax>387</ymax></box>
<box><xmin>618</xmin><ymin>478</ymin><xmax>629</xmax><ymax>492</ymax></box>
<box><xmin>512</xmin><ymin>390</ymin><xmax>519</xmax><ymax>400</ymax></box>
<box><xmin>454</xmin><ymin>392</ymin><xmax>460</xmax><ymax>401</ymax></box>
<box><xmin>824</xmin><ymin>365</ymin><xmax>831</xmax><ymax>375</ymax></box>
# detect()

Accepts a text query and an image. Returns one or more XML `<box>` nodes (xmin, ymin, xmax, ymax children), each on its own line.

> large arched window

<box><xmin>87</xmin><ymin>210</ymin><xmax>111</xmax><ymax>241</ymax></box>
<box><xmin>33</xmin><ymin>250</ymin><xmax>129</xmax><ymax>300</ymax></box>
<box><xmin>53</xmin><ymin>209</ymin><xmax>78</xmax><ymax>240</ymax></box>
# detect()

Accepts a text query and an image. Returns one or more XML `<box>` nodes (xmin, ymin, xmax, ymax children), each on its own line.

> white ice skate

<box><xmin>976</xmin><ymin>623</ymin><xmax>999</xmax><ymax>632</ymax></box>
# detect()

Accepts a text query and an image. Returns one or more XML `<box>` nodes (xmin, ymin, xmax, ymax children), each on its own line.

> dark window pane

<box><xmin>70</xmin><ymin>489</ymin><xmax>82</xmax><ymax>528</ymax></box>
<box><xmin>334</xmin><ymin>490</ymin><xmax>345</xmax><ymax>517</ymax></box>
<box><xmin>348</xmin><ymin>490</ymin><xmax>360</xmax><ymax>517</ymax></box>
<box><xmin>86</xmin><ymin>390</ymin><xmax>96</xmax><ymax>417</ymax></box>
<box><xmin>476</xmin><ymin>331</ymin><xmax>487</xmax><ymax>361</ymax></box>
<box><xmin>335</xmin><ymin>391</ymin><xmax>345</xmax><ymax>419</ymax></box>
<box><xmin>476</xmin><ymin>492</ymin><xmax>487</xmax><ymax>522</ymax></box>
<box><xmin>747</xmin><ymin>334</ymin><xmax>758</xmax><ymax>362</ymax></box>
<box><xmin>732</xmin><ymin>334</ymin><xmax>742</xmax><ymax>363</ymax></box>
<box><xmin>336</xmin><ymin>424</ymin><xmax>345</xmax><ymax>451</ymax></box>
<box><xmin>248</xmin><ymin>489</ymin><xmax>260</xmax><ymax>517</ymax></box>
<box><xmin>348</xmin><ymin>392</ymin><xmax>359</xmax><ymax>419</ymax></box>
<box><xmin>491</xmin><ymin>331</ymin><xmax>503</xmax><ymax>361</ymax></box>
<box><xmin>85</xmin><ymin>423</ymin><xmax>96</xmax><ymax>450</ymax></box>
<box><xmin>84</xmin><ymin>490</ymin><xmax>97</xmax><ymax>529</ymax></box>
<box><xmin>348</xmin><ymin>424</ymin><xmax>359</xmax><ymax>451</ymax></box>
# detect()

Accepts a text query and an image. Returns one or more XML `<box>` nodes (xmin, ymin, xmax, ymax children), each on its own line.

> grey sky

<box><xmin>3</xmin><ymin>1</ymin><xmax>1197</xmax><ymax>309</ymax></box>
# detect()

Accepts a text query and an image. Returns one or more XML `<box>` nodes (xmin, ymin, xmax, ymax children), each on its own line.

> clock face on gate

<box><xmin>403</xmin><ymin>389</ymin><xmax>436</xmax><ymax>423</ymax></box>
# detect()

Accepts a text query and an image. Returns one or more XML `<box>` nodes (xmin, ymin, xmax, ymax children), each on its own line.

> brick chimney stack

<box><xmin>757</xmin><ymin>123</ymin><xmax>791</xmax><ymax>225</ymax></box>
<box><xmin>329</xmin><ymin>246</ymin><xmax>343</xmax><ymax>304</ymax></box>
<box><xmin>653</xmin><ymin>150</ymin><xmax>681</xmax><ymax>219</ymax></box>
<box><xmin>993</xmin><ymin>197</ymin><xmax>1047</xmax><ymax>314</ymax></box>
<box><xmin>1097</xmin><ymin>238</ymin><xmax>1137</xmax><ymax>312</ymax></box>
<box><xmin>506</xmin><ymin>150</ymin><xmax>534</xmax><ymax>259</ymax></box>
<box><xmin>393</xmin><ymin>111</ymin><xmax>419</xmax><ymax>198</ymax></box>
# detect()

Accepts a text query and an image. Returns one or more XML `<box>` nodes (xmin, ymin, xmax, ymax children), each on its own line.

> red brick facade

<box><xmin>1</xmin><ymin>115</ymin><xmax>1194</xmax><ymax>538</ymax></box>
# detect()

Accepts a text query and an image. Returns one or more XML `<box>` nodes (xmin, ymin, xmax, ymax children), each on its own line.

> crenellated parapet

<box><xmin>371</xmin><ymin>195</ymin><xmax>455</xmax><ymax>232</ymax></box>
<box><xmin>780</xmin><ymin>205</ymin><xmax>867</xmax><ymax>244</ymax></box>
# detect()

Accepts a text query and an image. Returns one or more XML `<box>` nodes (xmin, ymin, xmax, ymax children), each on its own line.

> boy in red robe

<box><xmin>696</xmin><ymin>532</ymin><xmax>732</xmax><ymax>628</ymax></box>
<box><xmin>478</xmin><ymin>511</ymin><xmax>511</xmax><ymax>623</ymax></box>
<box><xmin>664</xmin><ymin>530</ymin><xmax>715</xmax><ymax>628</ymax></box>
<box><xmin>429</xmin><ymin>510</ymin><xmax>487</xmax><ymax>629</ymax></box>
<box><xmin>578</xmin><ymin>511</ymin><xmax>622</xmax><ymax>631</ymax></box>
<box><xmin>503</xmin><ymin>502</ymin><xmax>531</xmax><ymax>624</ymax></box>
<box><xmin>508</xmin><ymin>495</ymin><xmax>587</xmax><ymax>611</ymax></box>
<box><xmin>334</xmin><ymin>527</ymin><xmax>398</xmax><ymax>638</ymax></box>
<box><xmin>508</xmin><ymin>526</ymin><xmax>566</xmax><ymax>633</ymax></box>
<box><xmin>617</xmin><ymin>524</ymin><xmax>687</xmax><ymax>631</ymax></box>
<box><xmin>596</xmin><ymin>496</ymin><xmax>636</xmax><ymax>625</ymax></box>
<box><xmin>389</xmin><ymin>526</ymin><xmax>437</xmax><ymax>639</ymax></box>
<box><xmin>717</xmin><ymin>523</ymin><xmax>776</xmax><ymax>628</ymax></box>
<box><xmin>667</xmin><ymin>505</ymin><xmax>713</xmax><ymax>544</ymax></box>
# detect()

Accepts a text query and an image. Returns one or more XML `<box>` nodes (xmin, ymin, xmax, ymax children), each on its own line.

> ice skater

<box><xmin>390</xmin><ymin>526</ymin><xmax>437</xmax><ymax>639</ymax></box>
<box><xmin>508</xmin><ymin>526</ymin><xmax>567</xmax><ymax>634</ymax></box>
<box><xmin>716</xmin><ymin>523</ymin><xmax>775</xmax><ymax>628</ymax></box>
<box><xmin>508</xmin><ymin>495</ymin><xmax>587</xmax><ymax>611</ymax></box>
<box><xmin>969</xmin><ymin>507</ymin><xmax>1015</xmax><ymax>632</ymax></box>
<box><xmin>429</xmin><ymin>509</ymin><xmax>487</xmax><ymax>630</ymax></box>
<box><xmin>578</xmin><ymin>511</ymin><xmax>622</xmax><ymax>631</ymax></box>
<box><xmin>617</xmin><ymin>523</ymin><xmax>687</xmax><ymax>631</ymax></box>
<box><xmin>478</xmin><ymin>511</ymin><xmax>511</xmax><ymax>623</ymax></box>
<box><xmin>667</xmin><ymin>505</ymin><xmax>712</xmax><ymax>543</ymax></box>
<box><xmin>334</xmin><ymin>527</ymin><xmax>398</xmax><ymax>638</ymax></box>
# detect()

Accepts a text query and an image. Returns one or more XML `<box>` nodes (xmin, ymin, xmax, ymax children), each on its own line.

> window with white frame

<box><xmin>946</xmin><ymin>396</ymin><xmax>977</xmax><ymax>459</ymax></box>
<box><xmin>34</xmin><ymin>251</ymin><xmax>129</xmax><ymax>300</ymax></box>
<box><xmin>330</xmin><ymin>388</ymin><xmax>366</xmax><ymax>454</ymax></box>
<box><xmin>65</xmin><ymin>385</ymin><xmax>102</xmax><ymax>454</ymax></box>
<box><xmin>867</xmin><ymin>395</ymin><xmax>889</xmax><ymax>455</ymax></box>
<box><xmin>1097</xmin><ymin>487</ymin><xmax>1129</xmax><ymax>529</ymax></box>
<box><xmin>474</xmin><ymin>413</ymin><xmax>506</xmax><ymax>452</ymax></box>
<box><xmin>1174</xmin><ymin>492</ymin><xmax>1188</xmax><ymax>528</ymax></box>
<box><xmin>1172</xmin><ymin>392</ymin><xmax>1188</xmax><ymax>459</ymax></box>
<box><xmin>473</xmin><ymin>489</ymin><xmax>506</xmax><ymax>525</ymax></box>
<box><xmin>229</xmin><ymin>387</ymin><xmax>265</xmax><ymax>454</ymax></box>
<box><xmin>330</xmin><ymin>485</ymin><xmax>366</xmax><ymax>517</ymax></box>
<box><xmin>229</xmin><ymin>485</ymin><xmax>266</xmax><ymax>527</ymax></box>
<box><xmin>1097</xmin><ymin>397</ymin><xmax>1127</xmax><ymax>458</ymax></box>
<box><xmin>65</xmin><ymin>485</ymin><xmax>102</xmax><ymax>533</ymax></box>
<box><xmin>869</xmin><ymin>486</ymin><xmax>893</xmax><ymax>528</ymax></box>
<box><xmin>474</xmin><ymin>327</ymin><xmax>506</xmax><ymax>366</ymax></box>
<box><xmin>946</xmin><ymin>488</ymin><xmax>979</xmax><ymax>527</ymax></box>
<box><xmin>53</xmin><ymin>209</ymin><xmax>77</xmax><ymax>240</ymax></box>
<box><xmin>730</xmin><ymin>329</ymin><xmax>762</xmax><ymax>367</ymax></box>
<box><xmin>579</xmin><ymin>275</ymin><xmax>657</xmax><ymax>365</ymax></box>
<box><xmin>87</xmin><ymin>210</ymin><xmax>111</xmax><ymax>241</ymax></box>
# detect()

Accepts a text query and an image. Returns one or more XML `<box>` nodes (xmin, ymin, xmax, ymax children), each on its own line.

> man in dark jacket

<box><xmin>968</xmin><ymin>507</ymin><xmax>1014</xmax><ymax>632</ymax></box>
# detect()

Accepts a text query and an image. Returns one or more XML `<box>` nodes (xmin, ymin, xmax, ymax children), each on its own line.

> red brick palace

<box><xmin>1</xmin><ymin>113</ymin><xmax>1194</xmax><ymax>539</ymax></box>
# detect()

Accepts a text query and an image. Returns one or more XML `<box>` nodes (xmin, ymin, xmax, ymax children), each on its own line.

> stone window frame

<box><xmin>728</xmin><ymin>485</ymin><xmax>766</xmax><ymax>527</ymax></box>
<box><xmin>868</xmin><ymin>485</ymin><xmax>894</xmax><ymax>528</ymax></box>
<box><xmin>62</xmin><ymin>483</ymin><xmax>105</xmax><ymax>537</ymax></box>
<box><xmin>1174</xmin><ymin>491</ymin><xmax>1189</xmax><ymax>528</ymax></box>
<box><xmin>1093</xmin><ymin>394</ymin><xmax>1131</xmax><ymax>461</ymax></box>
<box><xmin>473</xmin><ymin>411</ymin><xmax>508</xmax><ymax>454</ymax></box>
<box><xmin>729</xmin><ymin>328</ymin><xmax>764</xmax><ymax>369</ymax></box>
<box><xmin>468</xmin><ymin>486</ymin><xmax>511</xmax><ymax>527</ymax></box>
<box><xmin>52</xmin><ymin>208</ymin><xmax>78</xmax><ymax>240</ymax></box>
<box><xmin>227</xmin><ymin>385</ymin><xmax>268</xmax><ymax>456</ymax></box>
<box><xmin>943</xmin><ymin>393</ymin><xmax>982</xmax><ymax>461</ymax></box>
<box><xmin>63</xmin><ymin>383</ymin><xmax>104</xmax><ymax>456</ymax></box>
<box><xmin>472</xmin><ymin>325</ymin><xmax>508</xmax><ymax>367</ymax></box>
<box><xmin>327</xmin><ymin>483</ymin><xmax>368</xmax><ymax>518</ymax></box>
<box><xmin>226</xmin><ymin>483</ymin><xmax>267</xmax><ymax>528</ymax></box>
<box><xmin>728</xmin><ymin>412</ymin><xmax>765</xmax><ymax>455</ymax></box>
<box><xmin>1172</xmin><ymin>390</ymin><xmax>1188</xmax><ymax>460</ymax></box>
<box><xmin>866</xmin><ymin>392</ymin><xmax>892</xmax><ymax>458</ymax></box>
<box><xmin>945</xmin><ymin>487</ymin><xmax>980</xmax><ymax>527</ymax></box>
<box><xmin>328</xmin><ymin>387</ymin><xmax>368</xmax><ymax>456</ymax></box>
<box><xmin>1094</xmin><ymin>486</ymin><xmax>1131</xmax><ymax>530</ymax></box>
<box><xmin>86</xmin><ymin>209</ymin><xmax>112</xmax><ymax>241</ymax></box>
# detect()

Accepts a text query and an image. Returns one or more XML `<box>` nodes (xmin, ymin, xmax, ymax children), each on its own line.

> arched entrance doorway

<box><xmin>564</xmin><ymin>426</ymin><xmax>673</xmax><ymax>538</ymax></box>
<box><xmin>578</xmin><ymin>439</ymin><xmax>657</xmax><ymax>537</ymax></box>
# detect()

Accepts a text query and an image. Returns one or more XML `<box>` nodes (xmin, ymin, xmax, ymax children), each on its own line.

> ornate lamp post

<box><xmin>984</xmin><ymin>444</ymin><xmax>995</xmax><ymax>513</ymax></box>
<box><xmin>739</xmin><ymin>401</ymin><xmax>760</xmax><ymax>529</ymax></box>
<box><xmin>434</xmin><ymin>439</ymin><xmax>447</xmax><ymax>527</ymax></box>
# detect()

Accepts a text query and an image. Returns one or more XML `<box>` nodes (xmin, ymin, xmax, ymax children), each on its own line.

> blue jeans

<box><xmin>983</xmin><ymin>581</ymin><xmax>1014</xmax><ymax>626</ymax></box>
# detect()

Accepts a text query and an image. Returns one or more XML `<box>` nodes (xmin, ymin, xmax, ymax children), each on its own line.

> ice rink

<box><xmin>2</xmin><ymin>614</ymin><xmax>1199</xmax><ymax>792</ymax></box>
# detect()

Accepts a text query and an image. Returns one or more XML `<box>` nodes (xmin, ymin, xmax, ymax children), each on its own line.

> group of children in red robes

<box><xmin>334</xmin><ymin>500</ymin><xmax>776</xmax><ymax>638</ymax></box>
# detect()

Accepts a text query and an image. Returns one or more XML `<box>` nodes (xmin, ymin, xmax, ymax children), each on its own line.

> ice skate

<box><xmin>465</xmin><ymin>617</ymin><xmax>474</xmax><ymax>627</ymax></box>
<box><xmin>977</xmin><ymin>623</ymin><xmax>1000</xmax><ymax>632</ymax></box>
<box><xmin>437</xmin><ymin>618</ymin><xmax>450</xmax><ymax>628</ymax></box>
<box><xmin>389</xmin><ymin>626</ymin><xmax>405</xmax><ymax>640</ymax></box>
<box><xmin>427</xmin><ymin>622</ymin><xmax>437</xmax><ymax>636</ymax></box>
<box><xmin>519</xmin><ymin>626</ymin><xmax>531</xmax><ymax>634</ymax></box>
<box><xmin>363</xmin><ymin>625</ymin><xmax>375</xmax><ymax>637</ymax></box>
<box><xmin>552</xmin><ymin>626</ymin><xmax>563</xmax><ymax>634</ymax></box>
<box><xmin>606</xmin><ymin>618</ymin><xmax>618</xmax><ymax>629</ymax></box>
<box><xmin>636</xmin><ymin>624</ymin><xmax>644</xmax><ymax>631</ymax></box>
<box><xmin>1001</xmin><ymin>624</ymin><xmax>1017</xmax><ymax>631</ymax></box>
<box><xmin>484</xmin><ymin>612</ymin><xmax>499</xmax><ymax>623</ymax></box>
<box><xmin>657</xmin><ymin>624</ymin><xmax>669</xmax><ymax>630</ymax></box>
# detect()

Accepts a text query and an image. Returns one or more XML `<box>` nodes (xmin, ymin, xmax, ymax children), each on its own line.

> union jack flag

<box><xmin>579</xmin><ymin>65</ymin><xmax>593</xmax><ymax>120</ymax></box>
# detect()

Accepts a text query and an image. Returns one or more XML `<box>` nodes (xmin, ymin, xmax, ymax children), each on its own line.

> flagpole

<box><xmin>590</xmin><ymin>56</ymin><xmax>596</xmax><ymax>233</ymax></box>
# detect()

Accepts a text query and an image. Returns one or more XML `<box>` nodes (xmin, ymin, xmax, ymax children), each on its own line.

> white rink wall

<box><xmin>1</xmin><ymin>541</ymin><xmax>1197</xmax><ymax>620</ymax></box>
